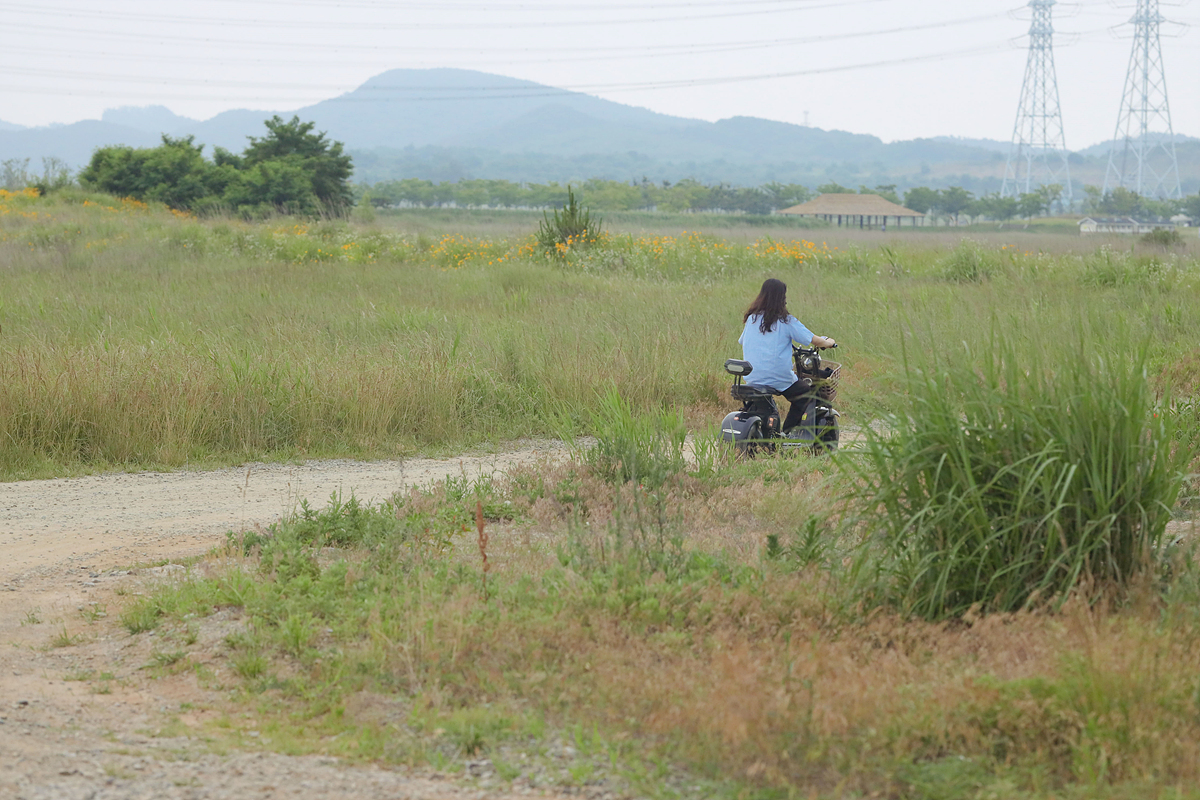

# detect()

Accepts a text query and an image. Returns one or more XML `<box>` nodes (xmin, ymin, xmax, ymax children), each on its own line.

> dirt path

<box><xmin>0</xmin><ymin>442</ymin><xmax>567</xmax><ymax>588</ymax></box>
<box><xmin>0</xmin><ymin>443</ymin><xmax>581</xmax><ymax>800</ymax></box>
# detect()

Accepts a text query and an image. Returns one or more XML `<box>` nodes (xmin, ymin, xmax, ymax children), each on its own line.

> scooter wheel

<box><xmin>813</xmin><ymin>417</ymin><xmax>839</xmax><ymax>454</ymax></box>
<box><xmin>734</xmin><ymin>421</ymin><xmax>763</xmax><ymax>459</ymax></box>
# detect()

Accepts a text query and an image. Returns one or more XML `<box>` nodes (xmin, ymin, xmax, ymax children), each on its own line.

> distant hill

<box><xmin>101</xmin><ymin>106</ymin><xmax>197</xmax><ymax>135</ymax></box>
<box><xmin>1</xmin><ymin>68</ymin><xmax>1196</xmax><ymax>194</ymax></box>
<box><xmin>0</xmin><ymin>120</ymin><xmax>24</xmax><ymax>132</ymax></box>
<box><xmin>0</xmin><ymin>121</ymin><xmax>161</xmax><ymax>166</ymax></box>
<box><xmin>1076</xmin><ymin>133</ymin><xmax>1200</xmax><ymax>158</ymax></box>
<box><xmin>930</xmin><ymin>136</ymin><xmax>1011</xmax><ymax>154</ymax></box>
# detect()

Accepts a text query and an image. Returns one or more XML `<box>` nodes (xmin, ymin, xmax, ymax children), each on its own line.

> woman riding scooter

<box><xmin>739</xmin><ymin>278</ymin><xmax>837</xmax><ymax>438</ymax></box>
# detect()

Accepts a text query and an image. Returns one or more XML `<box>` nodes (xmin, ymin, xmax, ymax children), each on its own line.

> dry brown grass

<box><xmin>127</xmin><ymin>448</ymin><xmax>1200</xmax><ymax>796</ymax></box>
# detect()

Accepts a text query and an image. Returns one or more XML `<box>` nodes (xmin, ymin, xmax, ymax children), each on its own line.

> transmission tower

<box><xmin>1103</xmin><ymin>0</ymin><xmax>1182</xmax><ymax>200</ymax></box>
<box><xmin>1001</xmin><ymin>0</ymin><xmax>1073</xmax><ymax>204</ymax></box>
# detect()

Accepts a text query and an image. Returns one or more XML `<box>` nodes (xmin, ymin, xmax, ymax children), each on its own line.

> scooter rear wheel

<box><xmin>734</xmin><ymin>421</ymin><xmax>763</xmax><ymax>459</ymax></box>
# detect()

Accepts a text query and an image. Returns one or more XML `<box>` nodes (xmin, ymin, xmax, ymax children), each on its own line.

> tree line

<box><xmin>358</xmin><ymin>177</ymin><xmax>818</xmax><ymax>215</ymax></box>
<box><xmin>7</xmin><ymin>121</ymin><xmax>1199</xmax><ymax>224</ymax></box>
<box><xmin>76</xmin><ymin>116</ymin><xmax>353</xmax><ymax>216</ymax></box>
<box><xmin>361</xmin><ymin>177</ymin><xmax>1200</xmax><ymax>223</ymax></box>
<box><xmin>899</xmin><ymin>183</ymin><xmax>1197</xmax><ymax>224</ymax></box>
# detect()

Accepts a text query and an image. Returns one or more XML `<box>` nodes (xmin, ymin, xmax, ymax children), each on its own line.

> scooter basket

<box><xmin>816</xmin><ymin>362</ymin><xmax>841</xmax><ymax>403</ymax></box>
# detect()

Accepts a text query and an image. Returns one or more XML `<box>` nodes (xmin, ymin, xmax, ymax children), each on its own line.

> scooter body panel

<box><xmin>720</xmin><ymin>411</ymin><xmax>762</xmax><ymax>443</ymax></box>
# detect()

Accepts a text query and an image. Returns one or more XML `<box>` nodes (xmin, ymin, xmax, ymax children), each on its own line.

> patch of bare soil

<box><xmin>0</xmin><ymin>444</ymin><xmax>580</xmax><ymax>800</ymax></box>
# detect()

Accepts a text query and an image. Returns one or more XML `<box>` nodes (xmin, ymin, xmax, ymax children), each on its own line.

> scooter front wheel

<box><xmin>813</xmin><ymin>416</ymin><xmax>839</xmax><ymax>454</ymax></box>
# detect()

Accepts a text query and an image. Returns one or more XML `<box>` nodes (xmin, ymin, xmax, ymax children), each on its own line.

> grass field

<box><xmin>8</xmin><ymin>188</ymin><xmax>1200</xmax><ymax>798</ymax></box>
<box><xmin>3</xmin><ymin>190</ymin><xmax>1198</xmax><ymax>479</ymax></box>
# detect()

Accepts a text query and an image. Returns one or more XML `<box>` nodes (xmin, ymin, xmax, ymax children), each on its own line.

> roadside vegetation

<box><xmin>117</xmin><ymin>375</ymin><xmax>1199</xmax><ymax>798</ymax></box>
<box><xmin>5</xmin><ymin>185</ymin><xmax>1200</xmax><ymax>797</ymax></box>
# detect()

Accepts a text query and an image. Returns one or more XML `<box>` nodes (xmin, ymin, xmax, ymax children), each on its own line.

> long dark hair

<box><xmin>743</xmin><ymin>278</ymin><xmax>789</xmax><ymax>334</ymax></box>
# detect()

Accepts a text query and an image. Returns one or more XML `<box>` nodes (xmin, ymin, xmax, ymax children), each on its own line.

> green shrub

<box><xmin>1080</xmin><ymin>246</ymin><xmax>1171</xmax><ymax>288</ymax></box>
<box><xmin>940</xmin><ymin>240</ymin><xmax>999</xmax><ymax>283</ymax></box>
<box><xmin>536</xmin><ymin>185</ymin><xmax>601</xmax><ymax>254</ymax></box>
<box><xmin>843</xmin><ymin>331</ymin><xmax>1194</xmax><ymax>620</ymax></box>
<box><xmin>1140</xmin><ymin>227</ymin><xmax>1183</xmax><ymax>249</ymax></box>
<box><xmin>585</xmin><ymin>387</ymin><xmax>686</xmax><ymax>489</ymax></box>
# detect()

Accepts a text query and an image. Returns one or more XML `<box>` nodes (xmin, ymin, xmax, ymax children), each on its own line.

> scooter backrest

<box><xmin>724</xmin><ymin>359</ymin><xmax>753</xmax><ymax>376</ymax></box>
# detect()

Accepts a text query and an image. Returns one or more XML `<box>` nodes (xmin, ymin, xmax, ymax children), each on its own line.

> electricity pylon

<box><xmin>1001</xmin><ymin>0</ymin><xmax>1073</xmax><ymax>205</ymax></box>
<box><xmin>1103</xmin><ymin>0</ymin><xmax>1182</xmax><ymax>200</ymax></box>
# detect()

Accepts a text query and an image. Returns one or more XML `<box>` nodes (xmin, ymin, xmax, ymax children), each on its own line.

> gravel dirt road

<box><xmin>0</xmin><ymin>443</ymin><xmax>567</xmax><ymax>588</ymax></box>
<box><xmin>0</xmin><ymin>443</ymin><xmax>581</xmax><ymax>800</ymax></box>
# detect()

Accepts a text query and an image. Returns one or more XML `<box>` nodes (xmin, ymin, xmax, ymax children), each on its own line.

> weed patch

<box><xmin>844</xmin><ymin>329</ymin><xmax>1195</xmax><ymax>619</ymax></box>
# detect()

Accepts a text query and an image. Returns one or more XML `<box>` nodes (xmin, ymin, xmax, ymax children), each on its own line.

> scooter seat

<box><xmin>731</xmin><ymin>384</ymin><xmax>776</xmax><ymax>401</ymax></box>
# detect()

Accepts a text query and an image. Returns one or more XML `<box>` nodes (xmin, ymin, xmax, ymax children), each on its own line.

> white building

<box><xmin>1078</xmin><ymin>217</ymin><xmax>1178</xmax><ymax>235</ymax></box>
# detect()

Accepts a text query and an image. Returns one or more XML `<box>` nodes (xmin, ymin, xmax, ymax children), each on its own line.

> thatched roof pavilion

<box><xmin>778</xmin><ymin>193</ymin><xmax>925</xmax><ymax>228</ymax></box>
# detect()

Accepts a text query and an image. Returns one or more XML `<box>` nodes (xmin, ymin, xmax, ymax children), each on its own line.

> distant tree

<box><xmin>80</xmin><ymin>118</ymin><xmax>353</xmax><ymax>217</ymax></box>
<box><xmin>1</xmin><ymin>157</ymin><xmax>31</xmax><ymax>190</ymax></box>
<box><xmin>867</xmin><ymin>184</ymin><xmax>901</xmax><ymax>204</ymax></box>
<box><xmin>817</xmin><ymin>181</ymin><xmax>855</xmax><ymax>195</ymax></box>
<box><xmin>1099</xmin><ymin>186</ymin><xmax>1143</xmax><ymax>216</ymax></box>
<box><xmin>453</xmin><ymin>179</ymin><xmax>490</xmax><ymax>207</ymax></box>
<box><xmin>760</xmin><ymin>182</ymin><xmax>812</xmax><ymax>210</ymax></box>
<box><xmin>658</xmin><ymin>178</ymin><xmax>710</xmax><ymax>212</ymax></box>
<box><xmin>242</xmin><ymin>116</ymin><xmax>353</xmax><ymax>211</ymax></box>
<box><xmin>903</xmin><ymin>187</ymin><xmax>941</xmax><ymax>215</ymax></box>
<box><xmin>857</xmin><ymin>184</ymin><xmax>900</xmax><ymax>204</ymax></box>
<box><xmin>528</xmin><ymin>182</ymin><xmax>568</xmax><ymax>210</ymax></box>
<box><xmin>487</xmin><ymin>180</ymin><xmax>525</xmax><ymax>208</ymax></box>
<box><xmin>1141</xmin><ymin>196</ymin><xmax>1180</xmax><ymax>219</ymax></box>
<box><xmin>698</xmin><ymin>182</ymin><xmax>735</xmax><ymax>212</ymax></box>
<box><xmin>1038</xmin><ymin>183</ymin><xmax>1064</xmax><ymax>214</ymax></box>
<box><xmin>1017</xmin><ymin>192</ymin><xmax>1048</xmax><ymax>220</ymax></box>
<box><xmin>974</xmin><ymin>193</ymin><xmax>1019</xmax><ymax>223</ymax></box>
<box><xmin>364</xmin><ymin>177</ymin><xmax>436</xmax><ymax>208</ymax></box>
<box><xmin>1182</xmin><ymin>193</ymin><xmax>1200</xmax><ymax>221</ymax></box>
<box><xmin>992</xmin><ymin>195</ymin><xmax>1020</xmax><ymax>222</ymax></box>
<box><xmin>79</xmin><ymin>135</ymin><xmax>219</xmax><ymax>208</ymax></box>
<box><xmin>940</xmin><ymin>187</ymin><xmax>975</xmax><ymax>224</ymax></box>
<box><xmin>225</xmin><ymin>158</ymin><xmax>319</xmax><ymax>215</ymax></box>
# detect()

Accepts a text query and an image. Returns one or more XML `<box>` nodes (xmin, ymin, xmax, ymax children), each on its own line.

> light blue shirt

<box><xmin>739</xmin><ymin>313</ymin><xmax>814</xmax><ymax>391</ymax></box>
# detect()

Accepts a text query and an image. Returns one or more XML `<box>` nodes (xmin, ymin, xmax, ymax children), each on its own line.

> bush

<box><xmin>1140</xmin><ymin>227</ymin><xmax>1183</xmax><ymax>248</ymax></box>
<box><xmin>939</xmin><ymin>240</ymin><xmax>999</xmax><ymax>283</ymax></box>
<box><xmin>1080</xmin><ymin>246</ymin><xmax>1170</xmax><ymax>289</ymax></box>
<box><xmin>585</xmin><ymin>387</ymin><xmax>686</xmax><ymax>489</ymax></box>
<box><xmin>843</xmin><ymin>331</ymin><xmax>1194</xmax><ymax>620</ymax></box>
<box><xmin>536</xmin><ymin>185</ymin><xmax>601</xmax><ymax>254</ymax></box>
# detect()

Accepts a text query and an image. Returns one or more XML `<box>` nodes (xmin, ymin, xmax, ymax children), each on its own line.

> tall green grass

<box><xmin>2</xmin><ymin>190</ymin><xmax>1199</xmax><ymax>477</ymax></box>
<box><xmin>845</xmin><ymin>325</ymin><xmax>1195</xmax><ymax>619</ymax></box>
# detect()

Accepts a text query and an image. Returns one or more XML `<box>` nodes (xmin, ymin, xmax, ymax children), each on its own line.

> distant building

<box><xmin>1078</xmin><ymin>217</ymin><xmax>1178</xmax><ymax>235</ymax></box>
<box><xmin>777</xmin><ymin>193</ymin><xmax>925</xmax><ymax>228</ymax></box>
<box><xmin>1170</xmin><ymin>214</ymin><xmax>1192</xmax><ymax>228</ymax></box>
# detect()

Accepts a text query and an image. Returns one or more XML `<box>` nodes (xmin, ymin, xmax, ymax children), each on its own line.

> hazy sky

<box><xmin>1</xmin><ymin>0</ymin><xmax>1196</xmax><ymax>147</ymax></box>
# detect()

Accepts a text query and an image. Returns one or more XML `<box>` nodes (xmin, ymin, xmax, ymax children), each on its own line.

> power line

<box><xmin>196</xmin><ymin>0</ymin><xmax>872</xmax><ymax>9</ymax></box>
<box><xmin>0</xmin><ymin>12</ymin><xmax>1008</xmax><ymax>67</ymax></box>
<box><xmin>0</xmin><ymin>42</ymin><xmax>1017</xmax><ymax>103</ymax></box>
<box><xmin>0</xmin><ymin>0</ymin><xmax>893</xmax><ymax>31</ymax></box>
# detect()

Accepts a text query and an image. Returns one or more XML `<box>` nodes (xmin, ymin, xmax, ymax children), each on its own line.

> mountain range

<box><xmin>2</xmin><ymin>68</ymin><xmax>1197</xmax><ymax>194</ymax></box>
